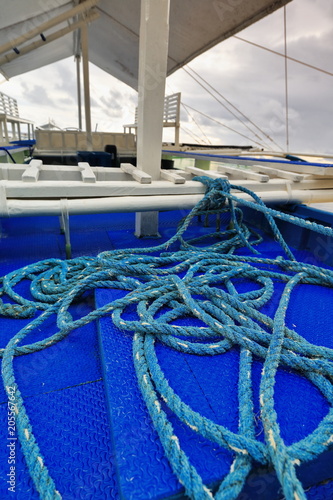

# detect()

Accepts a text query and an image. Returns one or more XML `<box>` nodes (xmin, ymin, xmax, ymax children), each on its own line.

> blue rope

<box><xmin>1</xmin><ymin>177</ymin><xmax>333</xmax><ymax>500</ymax></box>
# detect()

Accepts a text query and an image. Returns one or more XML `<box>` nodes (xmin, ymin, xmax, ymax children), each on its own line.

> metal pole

<box><xmin>76</xmin><ymin>55</ymin><xmax>82</xmax><ymax>131</ymax></box>
<box><xmin>284</xmin><ymin>6</ymin><xmax>289</xmax><ymax>151</ymax></box>
<box><xmin>81</xmin><ymin>23</ymin><xmax>93</xmax><ymax>151</ymax></box>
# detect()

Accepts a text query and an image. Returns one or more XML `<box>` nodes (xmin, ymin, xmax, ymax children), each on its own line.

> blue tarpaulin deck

<box><xmin>0</xmin><ymin>208</ymin><xmax>333</xmax><ymax>499</ymax></box>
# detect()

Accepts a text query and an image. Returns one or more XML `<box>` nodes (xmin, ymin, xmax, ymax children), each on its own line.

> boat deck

<box><xmin>0</xmin><ymin>208</ymin><xmax>333</xmax><ymax>499</ymax></box>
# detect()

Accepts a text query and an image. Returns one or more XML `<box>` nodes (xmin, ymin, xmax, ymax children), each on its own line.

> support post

<box><xmin>175</xmin><ymin>123</ymin><xmax>180</xmax><ymax>149</ymax></box>
<box><xmin>60</xmin><ymin>199</ymin><xmax>71</xmax><ymax>259</ymax></box>
<box><xmin>175</xmin><ymin>92</ymin><xmax>181</xmax><ymax>148</ymax></box>
<box><xmin>4</xmin><ymin>117</ymin><xmax>8</xmax><ymax>143</ymax></box>
<box><xmin>11</xmin><ymin>121</ymin><xmax>15</xmax><ymax>141</ymax></box>
<box><xmin>81</xmin><ymin>23</ymin><xmax>92</xmax><ymax>151</ymax></box>
<box><xmin>76</xmin><ymin>54</ymin><xmax>83</xmax><ymax>131</ymax></box>
<box><xmin>135</xmin><ymin>0</ymin><xmax>170</xmax><ymax>237</ymax></box>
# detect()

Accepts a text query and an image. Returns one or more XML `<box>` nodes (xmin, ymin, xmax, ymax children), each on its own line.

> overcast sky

<box><xmin>1</xmin><ymin>0</ymin><xmax>332</xmax><ymax>154</ymax></box>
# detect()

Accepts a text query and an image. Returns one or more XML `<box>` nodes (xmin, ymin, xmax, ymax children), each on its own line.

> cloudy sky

<box><xmin>1</xmin><ymin>0</ymin><xmax>332</xmax><ymax>154</ymax></box>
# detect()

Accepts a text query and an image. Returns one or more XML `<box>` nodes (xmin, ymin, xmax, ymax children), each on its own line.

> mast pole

<box><xmin>76</xmin><ymin>54</ymin><xmax>82</xmax><ymax>131</ymax></box>
<box><xmin>81</xmin><ymin>23</ymin><xmax>92</xmax><ymax>150</ymax></box>
<box><xmin>283</xmin><ymin>5</ymin><xmax>289</xmax><ymax>151</ymax></box>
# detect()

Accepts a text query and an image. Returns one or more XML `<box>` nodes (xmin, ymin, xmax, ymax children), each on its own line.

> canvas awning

<box><xmin>0</xmin><ymin>0</ymin><xmax>292</xmax><ymax>88</ymax></box>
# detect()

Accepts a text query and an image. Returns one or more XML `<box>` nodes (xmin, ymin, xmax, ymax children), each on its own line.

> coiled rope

<box><xmin>1</xmin><ymin>177</ymin><xmax>333</xmax><ymax>500</ymax></box>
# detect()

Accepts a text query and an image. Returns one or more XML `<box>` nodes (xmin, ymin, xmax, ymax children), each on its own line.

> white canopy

<box><xmin>0</xmin><ymin>0</ymin><xmax>292</xmax><ymax>88</ymax></box>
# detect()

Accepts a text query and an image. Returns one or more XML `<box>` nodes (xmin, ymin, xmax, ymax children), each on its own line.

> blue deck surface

<box><xmin>0</xmin><ymin>209</ymin><xmax>333</xmax><ymax>499</ymax></box>
<box><xmin>0</xmin><ymin>214</ymin><xmax>121</xmax><ymax>500</ymax></box>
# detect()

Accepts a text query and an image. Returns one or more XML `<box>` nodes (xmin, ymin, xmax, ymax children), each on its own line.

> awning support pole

<box><xmin>76</xmin><ymin>55</ymin><xmax>83</xmax><ymax>131</ymax></box>
<box><xmin>135</xmin><ymin>0</ymin><xmax>170</xmax><ymax>237</ymax></box>
<box><xmin>81</xmin><ymin>24</ymin><xmax>93</xmax><ymax>151</ymax></box>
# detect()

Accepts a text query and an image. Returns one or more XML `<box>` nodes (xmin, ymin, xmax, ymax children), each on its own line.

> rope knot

<box><xmin>193</xmin><ymin>176</ymin><xmax>230</xmax><ymax>210</ymax></box>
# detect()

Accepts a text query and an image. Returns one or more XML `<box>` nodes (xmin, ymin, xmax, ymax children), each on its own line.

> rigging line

<box><xmin>234</xmin><ymin>35</ymin><xmax>333</xmax><ymax>78</ymax></box>
<box><xmin>180</xmin><ymin>125</ymin><xmax>206</xmax><ymax>144</ymax></box>
<box><xmin>284</xmin><ymin>6</ymin><xmax>289</xmax><ymax>151</ymax></box>
<box><xmin>182</xmin><ymin>67</ymin><xmax>263</xmax><ymax>143</ymax></box>
<box><xmin>184</xmin><ymin>103</ymin><xmax>268</xmax><ymax>150</ymax></box>
<box><xmin>181</xmin><ymin>103</ymin><xmax>212</xmax><ymax>145</ymax></box>
<box><xmin>185</xmin><ymin>65</ymin><xmax>283</xmax><ymax>151</ymax></box>
<box><xmin>166</xmin><ymin>82</ymin><xmax>211</xmax><ymax>145</ymax></box>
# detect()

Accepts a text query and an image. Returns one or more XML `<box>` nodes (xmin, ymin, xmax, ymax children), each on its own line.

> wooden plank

<box><xmin>161</xmin><ymin>169</ymin><xmax>185</xmax><ymax>184</ymax></box>
<box><xmin>21</xmin><ymin>159</ymin><xmax>43</xmax><ymax>182</ymax></box>
<box><xmin>217</xmin><ymin>164</ymin><xmax>269</xmax><ymax>182</ymax></box>
<box><xmin>120</xmin><ymin>163</ymin><xmax>152</xmax><ymax>184</ymax></box>
<box><xmin>78</xmin><ymin>162</ymin><xmax>96</xmax><ymax>183</ymax></box>
<box><xmin>249</xmin><ymin>164</ymin><xmax>306</xmax><ymax>182</ymax></box>
<box><xmin>186</xmin><ymin>166</ymin><xmax>228</xmax><ymax>179</ymax></box>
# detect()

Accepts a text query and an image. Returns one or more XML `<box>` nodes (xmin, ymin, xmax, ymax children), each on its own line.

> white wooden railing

<box><xmin>0</xmin><ymin>91</ymin><xmax>19</xmax><ymax>118</ymax></box>
<box><xmin>123</xmin><ymin>92</ymin><xmax>181</xmax><ymax>147</ymax></box>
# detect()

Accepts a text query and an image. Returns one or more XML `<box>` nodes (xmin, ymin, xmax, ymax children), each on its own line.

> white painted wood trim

<box><xmin>120</xmin><ymin>163</ymin><xmax>152</xmax><ymax>184</ymax></box>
